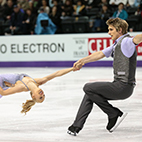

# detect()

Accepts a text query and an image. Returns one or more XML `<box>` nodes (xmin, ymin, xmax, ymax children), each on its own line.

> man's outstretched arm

<box><xmin>73</xmin><ymin>51</ymin><xmax>105</xmax><ymax>70</ymax></box>
<box><xmin>133</xmin><ymin>34</ymin><xmax>142</xmax><ymax>45</ymax></box>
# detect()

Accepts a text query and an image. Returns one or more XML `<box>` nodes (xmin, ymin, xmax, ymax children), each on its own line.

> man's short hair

<box><xmin>106</xmin><ymin>18</ymin><xmax>128</xmax><ymax>35</ymax></box>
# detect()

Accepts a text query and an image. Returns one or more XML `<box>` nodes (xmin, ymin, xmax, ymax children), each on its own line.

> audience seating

<box><xmin>61</xmin><ymin>17</ymin><xmax>75</xmax><ymax>33</ymax></box>
<box><xmin>126</xmin><ymin>14</ymin><xmax>141</xmax><ymax>31</ymax></box>
<box><xmin>61</xmin><ymin>16</ymin><xmax>90</xmax><ymax>33</ymax></box>
<box><xmin>74</xmin><ymin>16</ymin><xmax>90</xmax><ymax>33</ymax></box>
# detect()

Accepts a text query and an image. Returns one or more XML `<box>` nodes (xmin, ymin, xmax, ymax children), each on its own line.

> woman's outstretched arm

<box><xmin>0</xmin><ymin>85</ymin><xmax>24</xmax><ymax>96</ymax></box>
<box><xmin>35</xmin><ymin>67</ymin><xmax>74</xmax><ymax>85</ymax></box>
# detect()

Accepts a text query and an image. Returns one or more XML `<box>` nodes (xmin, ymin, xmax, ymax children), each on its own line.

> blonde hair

<box><xmin>21</xmin><ymin>99</ymin><xmax>36</xmax><ymax>115</ymax></box>
<box><xmin>106</xmin><ymin>18</ymin><xmax>128</xmax><ymax>35</ymax></box>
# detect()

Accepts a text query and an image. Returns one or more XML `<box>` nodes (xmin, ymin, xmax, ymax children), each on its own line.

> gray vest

<box><xmin>113</xmin><ymin>35</ymin><xmax>137</xmax><ymax>83</ymax></box>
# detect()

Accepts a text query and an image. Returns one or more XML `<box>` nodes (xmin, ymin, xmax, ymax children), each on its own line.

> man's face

<box><xmin>108</xmin><ymin>25</ymin><xmax>122</xmax><ymax>41</ymax></box>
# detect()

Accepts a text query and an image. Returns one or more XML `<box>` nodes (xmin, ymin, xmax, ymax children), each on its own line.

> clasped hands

<box><xmin>73</xmin><ymin>60</ymin><xmax>84</xmax><ymax>71</ymax></box>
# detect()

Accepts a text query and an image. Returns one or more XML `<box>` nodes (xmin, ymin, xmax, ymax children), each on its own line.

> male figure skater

<box><xmin>67</xmin><ymin>18</ymin><xmax>142</xmax><ymax>136</ymax></box>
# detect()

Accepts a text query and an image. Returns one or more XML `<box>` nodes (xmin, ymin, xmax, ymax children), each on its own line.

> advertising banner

<box><xmin>0</xmin><ymin>32</ymin><xmax>142</xmax><ymax>67</ymax></box>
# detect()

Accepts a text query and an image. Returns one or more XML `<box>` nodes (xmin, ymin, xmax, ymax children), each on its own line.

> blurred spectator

<box><xmin>112</xmin><ymin>2</ymin><xmax>128</xmax><ymax>20</ymax></box>
<box><xmin>28</xmin><ymin>0</ymin><xmax>38</xmax><ymax>15</ymax></box>
<box><xmin>19</xmin><ymin>0</ymin><xmax>30</xmax><ymax>11</ymax></box>
<box><xmin>59</xmin><ymin>0</ymin><xmax>66</xmax><ymax>5</ymax></box>
<box><xmin>61</xmin><ymin>0</ymin><xmax>74</xmax><ymax>17</ymax></box>
<box><xmin>1</xmin><ymin>0</ymin><xmax>6</xmax><ymax>6</ymax></box>
<box><xmin>73</xmin><ymin>0</ymin><xmax>86</xmax><ymax>16</ymax></box>
<box><xmin>133</xmin><ymin>0</ymin><xmax>141</xmax><ymax>7</ymax></box>
<box><xmin>17</xmin><ymin>2</ymin><xmax>25</xmax><ymax>13</ymax></box>
<box><xmin>34</xmin><ymin>7</ymin><xmax>57</xmax><ymax>34</ymax></box>
<box><xmin>109</xmin><ymin>0</ymin><xmax>127</xmax><ymax>12</ymax></box>
<box><xmin>126</xmin><ymin>0</ymin><xmax>141</xmax><ymax>8</ymax></box>
<box><xmin>4</xmin><ymin>5</ymin><xmax>24</xmax><ymax>35</ymax></box>
<box><xmin>48</xmin><ymin>0</ymin><xmax>54</xmax><ymax>8</ymax></box>
<box><xmin>92</xmin><ymin>4</ymin><xmax>111</xmax><ymax>32</ymax></box>
<box><xmin>32</xmin><ymin>0</ymin><xmax>39</xmax><ymax>8</ymax></box>
<box><xmin>135</xmin><ymin>2</ymin><xmax>142</xmax><ymax>15</ymax></box>
<box><xmin>84</xmin><ymin>0</ymin><xmax>101</xmax><ymax>10</ymax></box>
<box><xmin>98</xmin><ymin>0</ymin><xmax>109</xmax><ymax>9</ymax></box>
<box><xmin>23</xmin><ymin>8</ymin><xmax>36</xmax><ymax>34</ymax></box>
<box><xmin>72</xmin><ymin>0</ymin><xmax>78</xmax><ymax>5</ymax></box>
<box><xmin>35</xmin><ymin>0</ymin><xmax>42</xmax><ymax>8</ymax></box>
<box><xmin>109</xmin><ymin>0</ymin><xmax>127</xmax><ymax>5</ymax></box>
<box><xmin>0</xmin><ymin>0</ymin><xmax>5</xmax><ymax>22</ymax></box>
<box><xmin>3</xmin><ymin>0</ymin><xmax>13</xmax><ymax>23</ymax></box>
<box><xmin>135</xmin><ymin>7</ymin><xmax>142</xmax><ymax>15</ymax></box>
<box><xmin>52</xmin><ymin>0</ymin><xmax>62</xmax><ymax>15</ymax></box>
<box><xmin>39</xmin><ymin>0</ymin><xmax>50</xmax><ymax>14</ymax></box>
<box><xmin>49</xmin><ymin>5</ymin><xmax>61</xmax><ymax>33</ymax></box>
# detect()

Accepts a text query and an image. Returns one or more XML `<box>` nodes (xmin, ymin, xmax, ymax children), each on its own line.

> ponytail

<box><xmin>21</xmin><ymin>99</ymin><xmax>36</xmax><ymax>115</ymax></box>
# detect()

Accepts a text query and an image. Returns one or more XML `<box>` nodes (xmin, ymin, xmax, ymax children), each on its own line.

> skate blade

<box><xmin>67</xmin><ymin>130</ymin><xmax>77</xmax><ymax>136</ymax></box>
<box><xmin>109</xmin><ymin>112</ymin><xmax>128</xmax><ymax>133</ymax></box>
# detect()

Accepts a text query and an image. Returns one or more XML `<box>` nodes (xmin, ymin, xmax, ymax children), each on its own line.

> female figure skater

<box><xmin>0</xmin><ymin>67</ymin><xmax>74</xmax><ymax>114</ymax></box>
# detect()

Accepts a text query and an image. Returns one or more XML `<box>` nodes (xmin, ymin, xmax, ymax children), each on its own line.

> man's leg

<box><xmin>73</xmin><ymin>94</ymin><xmax>93</xmax><ymax>128</ymax></box>
<box><xmin>83</xmin><ymin>81</ymin><xmax>134</xmax><ymax>131</ymax></box>
<box><xmin>68</xmin><ymin>81</ymin><xmax>134</xmax><ymax>135</ymax></box>
<box><xmin>68</xmin><ymin>94</ymin><xmax>93</xmax><ymax>136</ymax></box>
<box><xmin>68</xmin><ymin>82</ymin><xmax>120</xmax><ymax>135</ymax></box>
<box><xmin>84</xmin><ymin>81</ymin><xmax>133</xmax><ymax>118</ymax></box>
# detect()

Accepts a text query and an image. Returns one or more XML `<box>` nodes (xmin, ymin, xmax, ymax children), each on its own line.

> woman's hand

<box><xmin>73</xmin><ymin>59</ymin><xmax>84</xmax><ymax>71</ymax></box>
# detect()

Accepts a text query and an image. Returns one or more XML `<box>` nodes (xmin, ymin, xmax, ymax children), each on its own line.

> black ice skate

<box><xmin>67</xmin><ymin>125</ymin><xmax>81</xmax><ymax>136</ymax></box>
<box><xmin>106</xmin><ymin>112</ymin><xmax>128</xmax><ymax>132</ymax></box>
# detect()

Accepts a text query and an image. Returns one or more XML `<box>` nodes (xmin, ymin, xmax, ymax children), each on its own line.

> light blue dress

<box><xmin>0</xmin><ymin>74</ymin><xmax>36</xmax><ymax>98</ymax></box>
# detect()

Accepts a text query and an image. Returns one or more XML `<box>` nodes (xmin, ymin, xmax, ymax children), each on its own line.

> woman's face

<box><xmin>66</xmin><ymin>0</ymin><xmax>70</xmax><ymax>5</ymax></box>
<box><xmin>31</xmin><ymin>88</ymin><xmax>45</xmax><ymax>103</ymax></box>
<box><xmin>102</xmin><ymin>5</ymin><xmax>107</xmax><ymax>11</ymax></box>
<box><xmin>7</xmin><ymin>0</ymin><xmax>13</xmax><ymax>7</ymax></box>
<box><xmin>53</xmin><ymin>1</ymin><xmax>58</xmax><ymax>6</ymax></box>
<box><xmin>118</xmin><ymin>4</ymin><xmax>124</xmax><ymax>10</ymax></box>
<box><xmin>29</xmin><ymin>1</ymin><xmax>33</xmax><ymax>8</ymax></box>
<box><xmin>42</xmin><ymin>0</ymin><xmax>47</xmax><ymax>6</ymax></box>
<box><xmin>26</xmin><ymin>9</ymin><xmax>31</xmax><ymax>15</ymax></box>
<box><xmin>102</xmin><ymin>0</ymin><xmax>107</xmax><ymax>3</ymax></box>
<box><xmin>77</xmin><ymin>1</ymin><xmax>81</xmax><ymax>6</ymax></box>
<box><xmin>52</xmin><ymin>6</ymin><xmax>57</xmax><ymax>13</ymax></box>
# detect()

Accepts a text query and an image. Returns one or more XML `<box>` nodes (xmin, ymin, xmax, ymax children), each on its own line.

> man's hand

<box><xmin>73</xmin><ymin>60</ymin><xmax>84</xmax><ymax>71</ymax></box>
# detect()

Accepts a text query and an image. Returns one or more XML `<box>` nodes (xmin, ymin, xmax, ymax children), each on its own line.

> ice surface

<box><xmin>0</xmin><ymin>67</ymin><xmax>142</xmax><ymax>142</ymax></box>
